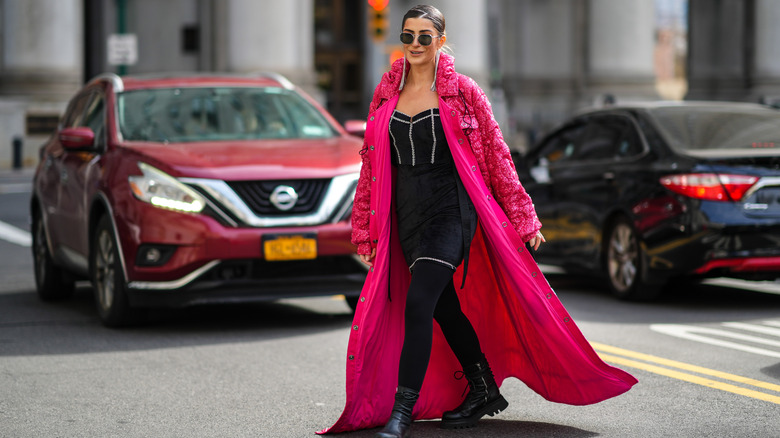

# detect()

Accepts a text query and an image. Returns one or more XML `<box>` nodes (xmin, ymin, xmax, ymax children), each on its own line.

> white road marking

<box><xmin>722</xmin><ymin>322</ymin><xmax>780</xmax><ymax>337</ymax></box>
<box><xmin>0</xmin><ymin>183</ymin><xmax>32</xmax><ymax>194</ymax></box>
<box><xmin>701</xmin><ymin>278</ymin><xmax>780</xmax><ymax>295</ymax></box>
<box><xmin>0</xmin><ymin>220</ymin><xmax>32</xmax><ymax>247</ymax></box>
<box><xmin>537</xmin><ymin>263</ymin><xmax>566</xmax><ymax>274</ymax></box>
<box><xmin>650</xmin><ymin>323</ymin><xmax>780</xmax><ymax>358</ymax></box>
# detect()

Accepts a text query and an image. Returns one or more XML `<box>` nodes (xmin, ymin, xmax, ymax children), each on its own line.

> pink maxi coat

<box><xmin>319</xmin><ymin>54</ymin><xmax>637</xmax><ymax>434</ymax></box>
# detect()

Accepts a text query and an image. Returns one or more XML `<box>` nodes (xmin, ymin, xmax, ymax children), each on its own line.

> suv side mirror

<box><xmin>344</xmin><ymin>120</ymin><xmax>366</xmax><ymax>137</ymax></box>
<box><xmin>59</xmin><ymin>127</ymin><xmax>95</xmax><ymax>149</ymax></box>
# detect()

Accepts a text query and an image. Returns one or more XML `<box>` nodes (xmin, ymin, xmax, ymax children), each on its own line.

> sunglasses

<box><xmin>399</xmin><ymin>32</ymin><xmax>441</xmax><ymax>46</ymax></box>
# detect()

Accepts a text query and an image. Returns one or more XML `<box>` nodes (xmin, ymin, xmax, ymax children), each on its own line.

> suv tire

<box><xmin>32</xmin><ymin>211</ymin><xmax>74</xmax><ymax>301</ymax></box>
<box><xmin>91</xmin><ymin>215</ymin><xmax>144</xmax><ymax>327</ymax></box>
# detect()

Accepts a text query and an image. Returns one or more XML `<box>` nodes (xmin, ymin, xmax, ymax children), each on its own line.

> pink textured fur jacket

<box><xmin>351</xmin><ymin>52</ymin><xmax>542</xmax><ymax>254</ymax></box>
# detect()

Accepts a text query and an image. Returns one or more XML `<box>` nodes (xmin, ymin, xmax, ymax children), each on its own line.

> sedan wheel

<box><xmin>32</xmin><ymin>211</ymin><xmax>74</xmax><ymax>301</ymax></box>
<box><xmin>91</xmin><ymin>215</ymin><xmax>143</xmax><ymax>327</ymax></box>
<box><xmin>605</xmin><ymin>218</ymin><xmax>660</xmax><ymax>300</ymax></box>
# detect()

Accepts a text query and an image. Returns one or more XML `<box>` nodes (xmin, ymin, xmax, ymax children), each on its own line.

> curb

<box><xmin>0</xmin><ymin>168</ymin><xmax>35</xmax><ymax>180</ymax></box>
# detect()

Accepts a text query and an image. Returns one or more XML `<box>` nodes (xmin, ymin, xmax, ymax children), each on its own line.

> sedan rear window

<box><xmin>117</xmin><ymin>87</ymin><xmax>337</xmax><ymax>142</ymax></box>
<box><xmin>646</xmin><ymin>106</ymin><xmax>780</xmax><ymax>153</ymax></box>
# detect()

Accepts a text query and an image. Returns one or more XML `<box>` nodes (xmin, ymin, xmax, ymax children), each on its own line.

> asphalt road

<box><xmin>1</xmin><ymin>170</ymin><xmax>779</xmax><ymax>438</ymax></box>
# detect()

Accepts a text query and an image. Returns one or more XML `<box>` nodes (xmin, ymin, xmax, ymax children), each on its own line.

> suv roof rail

<box><xmin>255</xmin><ymin>71</ymin><xmax>294</xmax><ymax>90</ymax></box>
<box><xmin>88</xmin><ymin>73</ymin><xmax>125</xmax><ymax>92</ymax></box>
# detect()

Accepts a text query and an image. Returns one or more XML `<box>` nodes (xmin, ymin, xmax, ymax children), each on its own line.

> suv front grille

<box><xmin>227</xmin><ymin>179</ymin><xmax>329</xmax><ymax>216</ymax></box>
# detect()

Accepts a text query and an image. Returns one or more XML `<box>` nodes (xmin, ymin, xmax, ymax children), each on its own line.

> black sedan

<box><xmin>516</xmin><ymin>101</ymin><xmax>780</xmax><ymax>300</ymax></box>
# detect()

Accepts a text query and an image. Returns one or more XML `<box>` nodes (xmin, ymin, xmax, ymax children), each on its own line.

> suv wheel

<box><xmin>32</xmin><ymin>211</ymin><xmax>74</xmax><ymax>301</ymax></box>
<box><xmin>605</xmin><ymin>217</ymin><xmax>661</xmax><ymax>301</ymax></box>
<box><xmin>92</xmin><ymin>215</ymin><xmax>143</xmax><ymax>327</ymax></box>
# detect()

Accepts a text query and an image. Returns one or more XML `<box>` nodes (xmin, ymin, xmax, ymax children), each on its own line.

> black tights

<box><xmin>397</xmin><ymin>260</ymin><xmax>484</xmax><ymax>391</ymax></box>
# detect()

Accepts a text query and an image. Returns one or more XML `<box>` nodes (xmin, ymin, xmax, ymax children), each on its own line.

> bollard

<box><xmin>12</xmin><ymin>136</ymin><xmax>22</xmax><ymax>169</ymax></box>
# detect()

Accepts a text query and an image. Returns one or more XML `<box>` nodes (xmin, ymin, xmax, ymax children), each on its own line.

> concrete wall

<box><xmin>0</xmin><ymin>0</ymin><xmax>82</xmax><ymax>169</ymax></box>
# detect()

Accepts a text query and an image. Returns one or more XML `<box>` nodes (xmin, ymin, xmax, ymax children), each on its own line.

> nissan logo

<box><xmin>270</xmin><ymin>185</ymin><xmax>299</xmax><ymax>211</ymax></box>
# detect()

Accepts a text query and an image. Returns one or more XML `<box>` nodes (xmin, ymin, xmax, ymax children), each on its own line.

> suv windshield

<box><xmin>646</xmin><ymin>106</ymin><xmax>780</xmax><ymax>152</ymax></box>
<box><xmin>117</xmin><ymin>87</ymin><xmax>337</xmax><ymax>142</ymax></box>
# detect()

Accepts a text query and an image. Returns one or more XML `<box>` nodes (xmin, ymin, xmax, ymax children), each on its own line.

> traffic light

<box><xmin>368</xmin><ymin>0</ymin><xmax>389</xmax><ymax>41</ymax></box>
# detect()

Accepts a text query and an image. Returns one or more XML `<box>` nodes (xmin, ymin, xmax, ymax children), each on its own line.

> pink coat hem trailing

<box><xmin>319</xmin><ymin>55</ymin><xmax>636</xmax><ymax>435</ymax></box>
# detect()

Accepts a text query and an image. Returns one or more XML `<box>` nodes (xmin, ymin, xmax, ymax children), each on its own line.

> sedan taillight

<box><xmin>660</xmin><ymin>173</ymin><xmax>758</xmax><ymax>202</ymax></box>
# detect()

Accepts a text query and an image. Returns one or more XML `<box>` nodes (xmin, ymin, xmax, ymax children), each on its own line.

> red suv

<box><xmin>31</xmin><ymin>73</ymin><xmax>366</xmax><ymax>326</ymax></box>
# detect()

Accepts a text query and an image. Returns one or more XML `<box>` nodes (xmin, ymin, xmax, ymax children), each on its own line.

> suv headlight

<box><xmin>128</xmin><ymin>162</ymin><xmax>205</xmax><ymax>213</ymax></box>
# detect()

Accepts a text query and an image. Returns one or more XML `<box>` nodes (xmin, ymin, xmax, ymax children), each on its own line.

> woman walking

<box><xmin>320</xmin><ymin>5</ymin><xmax>636</xmax><ymax>438</ymax></box>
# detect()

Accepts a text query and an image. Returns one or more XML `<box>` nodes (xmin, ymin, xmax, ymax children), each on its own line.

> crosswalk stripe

<box><xmin>0</xmin><ymin>220</ymin><xmax>31</xmax><ymax>247</ymax></box>
<box><xmin>722</xmin><ymin>322</ymin><xmax>780</xmax><ymax>337</ymax></box>
<box><xmin>650</xmin><ymin>324</ymin><xmax>780</xmax><ymax>358</ymax></box>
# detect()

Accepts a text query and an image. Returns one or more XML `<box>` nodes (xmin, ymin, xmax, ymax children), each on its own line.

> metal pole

<box><xmin>84</xmin><ymin>0</ymin><xmax>106</xmax><ymax>83</ymax></box>
<box><xmin>117</xmin><ymin>0</ymin><xmax>127</xmax><ymax>76</ymax></box>
<box><xmin>12</xmin><ymin>137</ymin><xmax>22</xmax><ymax>169</ymax></box>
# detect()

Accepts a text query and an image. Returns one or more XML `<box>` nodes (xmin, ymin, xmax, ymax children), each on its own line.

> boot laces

<box><xmin>453</xmin><ymin>370</ymin><xmax>490</xmax><ymax>402</ymax></box>
<box><xmin>453</xmin><ymin>370</ymin><xmax>471</xmax><ymax>397</ymax></box>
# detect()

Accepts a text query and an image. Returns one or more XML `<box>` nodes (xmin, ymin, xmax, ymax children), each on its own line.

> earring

<box><xmin>430</xmin><ymin>50</ymin><xmax>441</xmax><ymax>92</ymax></box>
<box><xmin>399</xmin><ymin>56</ymin><xmax>407</xmax><ymax>91</ymax></box>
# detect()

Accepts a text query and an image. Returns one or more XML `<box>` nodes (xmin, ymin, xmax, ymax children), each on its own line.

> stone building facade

<box><xmin>0</xmin><ymin>0</ymin><xmax>778</xmax><ymax>169</ymax></box>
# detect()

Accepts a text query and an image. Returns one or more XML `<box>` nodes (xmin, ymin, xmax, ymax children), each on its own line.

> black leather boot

<box><xmin>375</xmin><ymin>386</ymin><xmax>419</xmax><ymax>438</ymax></box>
<box><xmin>440</xmin><ymin>356</ymin><xmax>508</xmax><ymax>429</ymax></box>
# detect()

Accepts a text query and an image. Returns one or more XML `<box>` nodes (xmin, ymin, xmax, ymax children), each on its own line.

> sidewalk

<box><xmin>0</xmin><ymin>167</ymin><xmax>34</xmax><ymax>193</ymax></box>
<box><xmin>0</xmin><ymin>166</ymin><xmax>35</xmax><ymax>178</ymax></box>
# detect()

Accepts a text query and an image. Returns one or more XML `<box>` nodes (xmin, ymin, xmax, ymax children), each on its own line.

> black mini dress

<box><xmin>390</xmin><ymin>108</ymin><xmax>474</xmax><ymax>272</ymax></box>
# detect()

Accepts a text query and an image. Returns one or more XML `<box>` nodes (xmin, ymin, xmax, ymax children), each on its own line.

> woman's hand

<box><xmin>359</xmin><ymin>248</ymin><xmax>377</xmax><ymax>267</ymax></box>
<box><xmin>529</xmin><ymin>231</ymin><xmax>545</xmax><ymax>251</ymax></box>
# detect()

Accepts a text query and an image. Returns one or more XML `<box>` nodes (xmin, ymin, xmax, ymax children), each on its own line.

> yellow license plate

<box><xmin>263</xmin><ymin>234</ymin><xmax>317</xmax><ymax>261</ymax></box>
